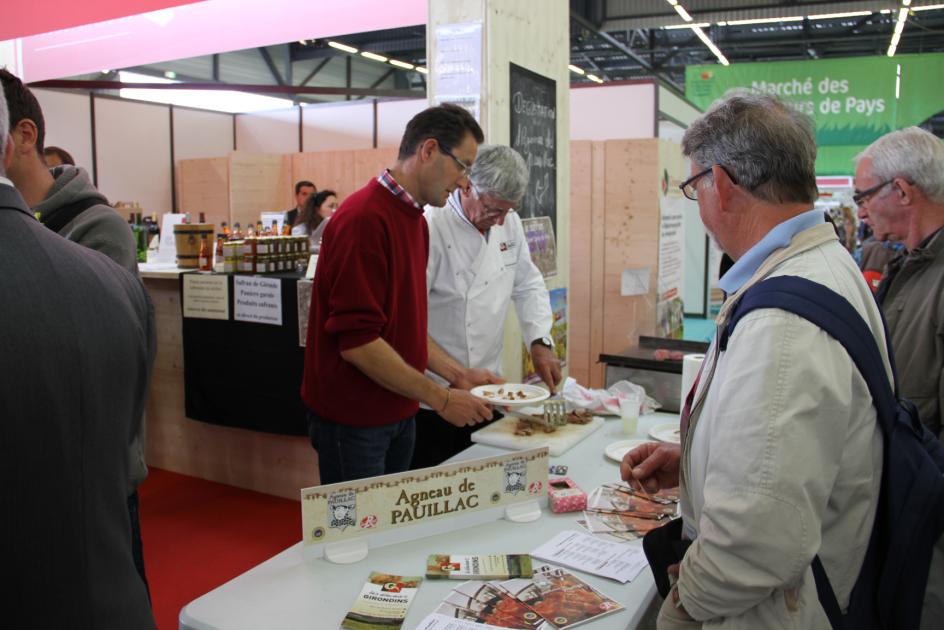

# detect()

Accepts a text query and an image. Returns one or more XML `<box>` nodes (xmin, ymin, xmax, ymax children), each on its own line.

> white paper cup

<box><xmin>620</xmin><ymin>394</ymin><xmax>641</xmax><ymax>435</ymax></box>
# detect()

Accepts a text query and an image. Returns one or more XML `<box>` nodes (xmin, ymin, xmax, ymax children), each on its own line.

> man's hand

<box><xmin>438</xmin><ymin>389</ymin><xmax>494</xmax><ymax>427</ymax></box>
<box><xmin>530</xmin><ymin>344</ymin><xmax>562</xmax><ymax>393</ymax></box>
<box><xmin>620</xmin><ymin>442</ymin><xmax>681</xmax><ymax>493</ymax></box>
<box><xmin>452</xmin><ymin>368</ymin><xmax>505</xmax><ymax>391</ymax></box>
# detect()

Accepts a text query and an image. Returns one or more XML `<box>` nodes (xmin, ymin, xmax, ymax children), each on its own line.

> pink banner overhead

<box><xmin>2</xmin><ymin>0</ymin><xmax>205</xmax><ymax>41</ymax></box>
<box><xmin>14</xmin><ymin>0</ymin><xmax>427</xmax><ymax>83</ymax></box>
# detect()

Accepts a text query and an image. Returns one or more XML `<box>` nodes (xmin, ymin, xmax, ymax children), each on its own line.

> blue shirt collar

<box><xmin>718</xmin><ymin>208</ymin><xmax>825</xmax><ymax>294</ymax></box>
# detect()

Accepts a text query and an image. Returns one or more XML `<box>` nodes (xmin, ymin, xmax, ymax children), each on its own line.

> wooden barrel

<box><xmin>173</xmin><ymin>223</ymin><xmax>214</xmax><ymax>268</ymax></box>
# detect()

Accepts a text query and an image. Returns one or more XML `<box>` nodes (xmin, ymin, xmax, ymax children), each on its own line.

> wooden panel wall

<box><xmin>177</xmin><ymin>157</ymin><xmax>230</xmax><ymax>227</ymax></box>
<box><xmin>228</xmin><ymin>152</ymin><xmax>293</xmax><ymax>227</ymax></box>
<box><xmin>354</xmin><ymin>147</ymin><xmax>398</xmax><ymax>187</ymax></box>
<box><xmin>291</xmin><ymin>151</ymin><xmax>357</xmax><ymax>201</ymax></box>
<box><xmin>603</xmin><ymin>139</ymin><xmax>660</xmax><ymax>355</ymax></box>
<box><xmin>143</xmin><ymin>278</ymin><xmax>318</xmax><ymax>499</ymax></box>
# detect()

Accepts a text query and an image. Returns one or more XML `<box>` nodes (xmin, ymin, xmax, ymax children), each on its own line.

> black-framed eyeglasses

<box><xmin>470</xmin><ymin>181</ymin><xmax>515</xmax><ymax>216</ymax></box>
<box><xmin>852</xmin><ymin>180</ymin><xmax>894</xmax><ymax>206</ymax></box>
<box><xmin>679</xmin><ymin>165</ymin><xmax>738</xmax><ymax>201</ymax></box>
<box><xmin>438</xmin><ymin>143</ymin><xmax>473</xmax><ymax>175</ymax></box>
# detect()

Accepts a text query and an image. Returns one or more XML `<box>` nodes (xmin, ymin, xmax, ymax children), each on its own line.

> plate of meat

<box><xmin>471</xmin><ymin>383</ymin><xmax>550</xmax><ymax>407</ymax></box>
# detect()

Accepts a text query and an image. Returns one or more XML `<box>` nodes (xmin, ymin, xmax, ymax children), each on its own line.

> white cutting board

<box><xmin>471</xmin><ymin>415</ymin><xmax>606</xmax><ymax>456</ymax></box>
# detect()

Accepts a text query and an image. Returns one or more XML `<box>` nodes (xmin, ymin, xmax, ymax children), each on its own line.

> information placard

<box><xmin>234</xmin><ymin>276</ymin><xmax>282</xmax><ymax>326</ymax></box>
<box><xmin>510</xmin><ymin>63</ymin><xmax>557</xmax><ymax>239</ymax></box>
<box><xmin>302</xmin><ymin>448</ymin><xmax>549</xmax><ymax>545</ymax></box>
<box><xmin>182</xmin><ymin>274</ymin><xmax>229</xmax><ymax>320</ymax></box>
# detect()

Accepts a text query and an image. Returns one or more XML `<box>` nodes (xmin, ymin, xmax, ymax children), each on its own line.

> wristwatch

<box><xmin>532</xmin><ymin>336</ymin><xmax>553</xmax><ymax>349</ymax></box>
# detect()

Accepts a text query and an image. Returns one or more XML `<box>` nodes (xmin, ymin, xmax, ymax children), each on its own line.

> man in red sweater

<box><xmin>302</xmin><ymin>104</ymin><xmax>498</xmax><ymax>484</ymax></box>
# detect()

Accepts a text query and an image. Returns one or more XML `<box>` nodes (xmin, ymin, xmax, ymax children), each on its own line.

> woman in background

<box><xmin>292</xmin><ymin>189</ymin><xmax>338</xmax><ymax>254</ymax></box>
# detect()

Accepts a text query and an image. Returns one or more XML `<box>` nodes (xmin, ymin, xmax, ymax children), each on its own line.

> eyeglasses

<box><xmin>438</xmin><ymin>143</ymin><xmax>473</xmax><ymax>175</ymax></box>
<box><xmin>852</xmin><ymin>180</ymin><xmax>894</xmax><ymax>206</ymax></box>
<box><xmin>470</xmin><ymin>181</ymin><xmax>515</xmax><ymax>216</ymax></box>
<box><xmin>679</xmin><ymin>165</ymin><xmax>739</xmax><ymax>201</ymax></box>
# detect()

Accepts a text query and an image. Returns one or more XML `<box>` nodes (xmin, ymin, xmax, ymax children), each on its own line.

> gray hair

<box><xmin>682</xmin><ymin>91</ymin><xmax>818</xmax><ymax>204</ymax></box>
<box><xmin>0</xmin><ymin>85</ymin><xmax>7</xmax><ymax>176</ymax></box>
<box><xmin>856</xmin><ymin>127</ymin><xmax>944</xmax><ymax>204</ymax></box>
<box><xmin>469</xmin><ymin>144</ymin><xmax>529</xmax><ymax>204</ymax></box>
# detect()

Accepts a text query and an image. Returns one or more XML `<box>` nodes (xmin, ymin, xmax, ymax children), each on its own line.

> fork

<box><xmin>542</xmin><ymin>398</ymin><xmax>567</xmax><ymax>427</ymax></box>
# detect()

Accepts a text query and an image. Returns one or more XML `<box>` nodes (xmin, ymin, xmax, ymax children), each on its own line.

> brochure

<box><xmin>530</xmin><ymin>530</ymin><xmax>648</xmax><ymax>583</ymax></box>
<box><xmin>499</xmin><ymin>565</ymin><xmax>624</xmax><ymax>629</ymax></box>
<box><xmin>427</xmin><ymin>554</ymin><xmax>533</xmax><ymax>580</ymax></box>
<box><xmin>340</xmin><ymin>572</ymin><xmax>422</xmax><ymax>630</ymax></box>
<box><xmin>435</xmin><ymin>581</ymin><xmax>542</xmax><ymax>629</ymax></box>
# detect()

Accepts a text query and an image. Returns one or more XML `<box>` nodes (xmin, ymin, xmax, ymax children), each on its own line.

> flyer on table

<box><xmin>340</xmin><ymin>572</ymin><xmax>422</xmax><ymax>630</ymax></box>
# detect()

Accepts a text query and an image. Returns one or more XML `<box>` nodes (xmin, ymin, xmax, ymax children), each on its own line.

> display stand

<box><xmin>504</xmin><ymin>500</ymin><xmax>542</xmax><ymax>523</ymax></box>
<box><xmin>324</xmin><ymin>539</ymin><xmax>369</xmax><ymax>565</ymax></box>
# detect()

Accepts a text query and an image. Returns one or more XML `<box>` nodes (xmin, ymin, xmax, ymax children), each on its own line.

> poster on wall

<box><xmin>433</xmin><ymin>22</ymin><xmax>482</xmax><ymax>120</ymax></box>
<box><xmin>657</xmin><ymin>170</ymin><xmax>685</xmax><ymax>339</ymax></box>
<box><xmin>510</xmin><ymin>63</ymin><xmax>557</xmax><ymax>240</ymax></box>
<box><xmin>522</xmin><ymin>216</ymin><xmax>557</xmax><ymax>278</ymax></box>
<box><xmin>522</xmin><ymin>288</ymin><xmax>567</xmax><ymax>384</ymax></box>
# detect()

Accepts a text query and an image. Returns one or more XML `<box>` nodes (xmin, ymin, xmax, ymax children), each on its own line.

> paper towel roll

<box><xmin>680</xmin><ymin>354</ymin><xmax>705</xmax><ymax>407</ymax></box>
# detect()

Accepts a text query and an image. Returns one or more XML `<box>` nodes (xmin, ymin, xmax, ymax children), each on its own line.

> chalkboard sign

<box><xmin>509</xmin><ymin>63</ymin><xmax>557</xmax><ymax>239</ymax></box>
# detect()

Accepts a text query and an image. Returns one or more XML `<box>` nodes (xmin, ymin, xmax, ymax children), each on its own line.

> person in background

<box><xmin>0</xmin><ymin>68</ymin><xmax>150</xmax><ymax>593</ymax></box>
<box><xmin>302</xmin><ymin>103</ymin><xmax>495</xmax><ymax>485</ymax></box>
<box><xmin>854</xmin><ymin>126</ymin><xmax>944</xmax><ymax>439</ymax></box>
<box><xmin>0</xmin><ymin>87</ymin><xmax>157</xmax><ymax>629</ymax></box>
<box><xmin>43</xmin><ymin>145</ymin><xmax>74</xmax><ymax>167</ymax></box>
<box><xmin>412</xmin><ymin>145</ymin><xmax>560</xmax><ymax>469</ymax></box>
<box><xmin>624</xmin><ymin>93</ymin><xmax>889</xmax><ymax>628</ymax></box>
<box><xmin>285</xmin><ymin>179</ymin><xmax>316</xmax><ymax>229</ymax></box>
<box><xmin>292</xmin><ymin>189</ymin><xmax>338</xmax><ymax>254</ymax></box>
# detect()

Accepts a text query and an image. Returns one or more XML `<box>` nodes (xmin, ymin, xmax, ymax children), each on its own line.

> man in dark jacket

<box><xmin>855</xmin><ymin>126</ymin><xmax>944</xmax><ymax>439</ymax></box>
<box><xmin>0</xmin><ymin>88</ymin><xmax>157</xmax><ymax>629</ymax></box>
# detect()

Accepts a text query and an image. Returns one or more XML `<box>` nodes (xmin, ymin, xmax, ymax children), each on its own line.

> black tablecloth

<box><xmin>180</xmin><ymin>273</ymin><xmax>308</xmax><ymax>436</ymax></box>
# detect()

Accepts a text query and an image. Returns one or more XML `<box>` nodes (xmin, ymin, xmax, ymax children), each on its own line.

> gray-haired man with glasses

<box><xmin>624</xmin><ymin>92</ymin><xmax>891</xmax><ymax>628</ymax></box>
<box><xmin>412</xmin><ymin>144</ymin><xmax>560</xmax><ymax>468</ymax></box>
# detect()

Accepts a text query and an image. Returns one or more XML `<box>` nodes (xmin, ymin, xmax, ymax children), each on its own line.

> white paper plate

<box><xmin>604</xmin><ymin>439</ymin><xmax>650</xmax><ymax>463</ymax></box>
<box><xmin>649</xmin><ymin>423</ymin><xmax>682</xmax><ymax>444</ymax></box>
<box><xmin>470</xmin><ymin>383</ymin><xmax>550</xmax><ymax>407</ymax></box>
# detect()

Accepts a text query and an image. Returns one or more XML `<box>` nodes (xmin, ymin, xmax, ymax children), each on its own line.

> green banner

<box><xmin>685</xmin><ymin>54</ymin><xmax>944</xmax><ymax>174</ymax></box>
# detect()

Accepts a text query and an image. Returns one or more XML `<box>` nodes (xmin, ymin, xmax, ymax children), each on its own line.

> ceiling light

<box><xmin>361</xmin><ymin>51</ymin><xmax>388</xmax><ymax>62</ymax></box>
<box><xmin>389</xmin><ymin>59</ymin><xmax>414</xmax><ymax>70</ymax></box>
<box><xmin>691</xmin><ymin>25</ymin><xmax>729</xmax><ymax>66</ymax></box>
<box><xmin>716</xmin><ymin>21</ymin><xmax>728</xmax><ymax>26</ymax></box>
<box><xmin>586</xmin><ymin>73</ymin><xmax>604</xmax><ymax>83</ymax></box>
<box><xmin>117</xmin><ymin>71</ymin><xmax>293</xmax><ymax>113</ymax></box>
<box><xmin>328</xmin><ymin>41</ymin><xmax>358</xmax><ymax>54</ymax></box>
<box><xmin>665</xmin><ymin>0</ymin><xmax>679</xmax><ymax>5</ymax></box>
<box><xmin>101</xmin><ymin>69</ymin><xmax>111</xmax><ymax>74</ymax></box>
<box><xmin>298</xmin><ymin>40</ymin><xmax>307</xmax><ymax>46</ymax></box>
<box><xmin>881</xmin><ymin>9</ymin><xmax>892</xmax><ymax>13</ymax></box>
<box><xmin>725</xmin><ymin>16</ymin><xmax>803</xmax><ymax>26</ymax></box>
<box><xmin>912</xmin><ymin>3</ymin><xmax>944</xmax><ymax>10</ymax></box>
<box><xmin>568</xmin><ymin>64</ymin><xmax>585</xmax><ymax>75</ymax></box>
<box><xmin>887</xmin><ymin>7</ymin><xmax>910</xmax><ymax>56</ymax></box>
<box><xmin>903</xmin><ymin>0</ymin><xmax>912</xmax><ymax>6</ymax></box>
<box><xmin>164</xmin><ymin>71</ymin><xmax>177</xmax><ymax>79</ymax></box>
<box><xmin>415</xmin><ymin>66</ymin><xmax>429</xmax><ymax>74</ymax></box>
<box><xmin>674</xmin><ymin>5</ymin><xmax>694</xmax><ymax>21</ymax></box>
<box><xmin>664</xmin><ymin>22</ymin><xmax>711</xmax><ymax>29</ymax></box>
<box><xmin>808</xmin><ymin>11</ymin><xmax>873</xmax><ymax>20</ymax></box>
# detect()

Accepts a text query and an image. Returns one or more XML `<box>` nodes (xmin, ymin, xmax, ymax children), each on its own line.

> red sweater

<box><xmin>301</xmin><ymin>178</ymin><xmax>429</xmax><ymax>426</ymax></box>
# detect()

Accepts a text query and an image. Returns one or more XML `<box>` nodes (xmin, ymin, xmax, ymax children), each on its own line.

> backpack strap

<box><xmin>39</xmin><ymin>197</ymin><xmax>101</xmax><ymax>234</ymax></box>
<box><xmin>721</xmin><ymin>275</ymin><xmax>901</xmax><ymax>630</ymax></box>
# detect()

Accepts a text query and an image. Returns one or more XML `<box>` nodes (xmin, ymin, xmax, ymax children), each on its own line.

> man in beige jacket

<box><xmin>623</xmin><ymin>93</ymin><xmax>889</xmax><ymax>629</ymax></box>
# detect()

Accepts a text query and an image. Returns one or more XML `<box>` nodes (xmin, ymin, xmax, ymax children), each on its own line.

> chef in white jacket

<box><xmin>411</xmin><ymin>145</ymin><xmax>561</xmax><ymax>469</ymax></box>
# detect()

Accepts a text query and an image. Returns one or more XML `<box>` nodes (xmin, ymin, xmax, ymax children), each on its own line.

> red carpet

<box><xmin>139</xmin><ymin>468</ymin><xmax>301</xmax><ymax>630</ymax></box>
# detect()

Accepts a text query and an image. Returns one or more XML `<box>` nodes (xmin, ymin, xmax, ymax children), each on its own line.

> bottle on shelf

<box><xmin>132</xmin><ymin>212</ymin><xmax>148</xmax><ymax>263</ymax></box>
<box><xmin>270</xmin><ymin>219</ymin><xmax>279</xmax><ymax>236</ymax></box>
<box><xmin>198</xmin><ymin>235</ymin><xmax>212</xmax><ymax>271</ymax></box>
<box><xmin>198</xmin><ymin>211</ymin><xmax>207</xmax><ymax>224</ymax></box>
<box><xmin>221</xmin><ymin>221</ymin><xmax>230</xmax><ymax>238</ymax></box>
<box><xmin>255</xmin><ymin>220</ymin><xmax>264</xmax><ymax>235</ymax></box>
<box><xmin>214</xmin><ymin>234</ymin><xmax>225</xmax><ymax>272</ymax></box>
<box><xmin>281</xmin><ymin>221</ymin><xmax>291</xmax><ymax>236</ymax></box>
<box><xmin>245</xmin><ymin>223</ymin><xmax>255</xmax><ymax>238</ymax></box>
<box><xmin>232</xmin><ymin>222</ymin><xmax>242</xmax><ymax>240</ymax></box>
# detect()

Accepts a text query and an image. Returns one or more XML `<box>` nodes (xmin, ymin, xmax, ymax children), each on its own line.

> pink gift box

<box><xmin>548</xmin><ymin>477</ymin><xmax>587</xmax><ymax>513</ymax></box>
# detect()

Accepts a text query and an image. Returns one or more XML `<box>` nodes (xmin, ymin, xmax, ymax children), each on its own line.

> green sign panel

<box><xmin>685</xmin><ymin>54</ymin><xmax>944</xmax><ymax>174</ymax></box>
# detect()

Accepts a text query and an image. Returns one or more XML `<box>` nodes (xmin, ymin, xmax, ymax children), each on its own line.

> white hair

<box><xmin>469</xmin><ymin>145</ymin><xmax>529</xmax><ymax>204</ymax></box>
<box><xmin>856</xmin><ymin>127</ymin><xmax>944</xmax><ymax>204</ymax></box>
<box><xmin>0</xmin><ymin>85</ymin><xmax>7</xmax><ymax>176</ymax></box>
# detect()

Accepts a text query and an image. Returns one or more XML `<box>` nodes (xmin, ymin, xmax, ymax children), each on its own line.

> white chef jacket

<box><xmin>424</xmin><ymin>191</ymin><xmax>553</xmax><ymax>386</ymax></box>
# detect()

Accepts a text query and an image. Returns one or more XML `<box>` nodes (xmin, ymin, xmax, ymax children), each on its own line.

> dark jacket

<box><xmin>0</xmin><ymin>183</ymin><xmax>157</xmax><ymax>628</ymax></box>
<box><xmin>878</xmin><ymin>227</ymin><xmax>944</xmax><ymax>437</ymax></box>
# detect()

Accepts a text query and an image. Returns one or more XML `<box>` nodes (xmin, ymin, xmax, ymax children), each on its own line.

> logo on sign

<box><xmin>328</xmin><ymin>489</ymin><xmax>357</xmax><ymax>531</ymax></box>
<box><xmin>504</xmin><ymin>457</ymin><xmax>527</xmax><ymax>495</ymax></box>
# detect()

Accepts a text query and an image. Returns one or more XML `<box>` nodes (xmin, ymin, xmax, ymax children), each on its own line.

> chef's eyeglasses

<box><xmin>438</xmin><ymin>143</ymin><xmax>473</xmax><ymax>175</ymax></box>
<box><xmin>852</xmin><ymin>179</ymin><xmax>910</xmax><ymax>206</ymax></box>
<box><xmin>470</xmin><ymin>181</ymin><xmax>516</xmax><ymax>216</ymax></box>
<box><xmin>679</xmin><ymin>165</ymin><xmax>739</xmax><ymax>201</ymax></box>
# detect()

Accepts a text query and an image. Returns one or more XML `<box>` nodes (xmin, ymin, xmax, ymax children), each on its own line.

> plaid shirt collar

<box><xmin>377</xmin><ymin>169</ymin><xmax>423</xmax><ymax>210</ymax></box>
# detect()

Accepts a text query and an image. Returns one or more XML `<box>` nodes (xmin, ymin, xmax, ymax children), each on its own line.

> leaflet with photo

<box><xmin>427</xmin><ymin>554</ymin><xmax>534</xmax><ymax>580</ymax></box>
<box><xmin>499</xmin><ymin>565</ymin><xmax>624</xmax><ymax>629</ymax></box>
<box><xmin>434</xmin><ymin>581</ymin><xmax>542</xmax><ymax>629</ymax></box>
<box><xmin>340</xmin><ymin>572</ymin><xmax>422</xmax><ymax>630</ymax></box>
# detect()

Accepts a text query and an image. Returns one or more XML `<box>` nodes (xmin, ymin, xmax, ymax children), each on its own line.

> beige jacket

<box><xmin>671</xmin><ymin>223</ymin><xmax>889</xmax><ymax>629</ymax></box>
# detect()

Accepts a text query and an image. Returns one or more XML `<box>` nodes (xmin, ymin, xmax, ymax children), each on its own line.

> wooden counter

<box><xmin>142</xmin><ymin>275</ymin><xmax>319</xmax><ymax>500</ymax></box>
